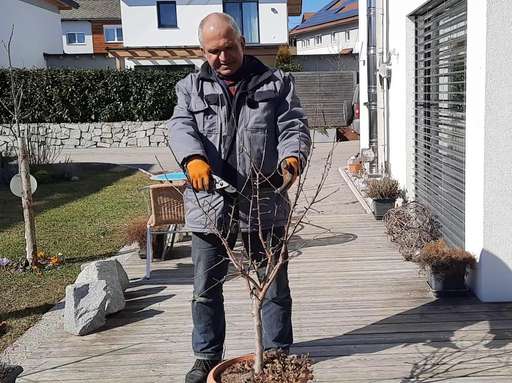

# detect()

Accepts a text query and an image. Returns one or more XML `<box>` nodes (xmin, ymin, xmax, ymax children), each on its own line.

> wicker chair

<box><xmin>145</xmin><ymin>182</ymin><xmax>186</xmax><ymax>279</ymax></box>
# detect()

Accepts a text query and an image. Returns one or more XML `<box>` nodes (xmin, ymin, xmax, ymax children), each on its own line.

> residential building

<box><xmin>0</xmin><ymin>0</ymin><xmax>78</xmax><ymax>68</ymax></box>
<box><xmin>46</xmin><ymin>0</ymin><xmax>122</xmax><ymax>69</ymax></box>
<box><xmin>289</xmin><ymin>0</ymin><xmax>358</xmax><ymax>71</ymax></box>
<box><xmin>291</xmin><ymin>0</ymin><xmax>358</xmax><ymax>55</ymax></box>
<box><xmin>109</xmin><ymin>0</ymin><xmax>302</xmax><ymax>70</ymax></box>
<box><xmin>358</xmin><ymin>0</ymin><xmax>512</xmax><ymax>301</ymax></box>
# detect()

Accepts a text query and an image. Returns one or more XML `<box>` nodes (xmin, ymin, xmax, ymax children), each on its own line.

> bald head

<box><xmin>198</xmin><ymin>12</ymin><xmax>245</xmax><ymax>78</ymax></box>
<box><xmin>198</xmin><ymin>13</ymin><xmax>241</xmax><ymax>47</ymax></box>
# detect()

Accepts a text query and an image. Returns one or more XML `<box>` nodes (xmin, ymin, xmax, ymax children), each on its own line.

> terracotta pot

<box><xmin>347</xmin><ymin>162</ymin><xmax>362</xmax><ymax>174</ymax></box>
<box><xmin>207</xmin><ymin>354</ymin><xmax>255</xmax><ymax>383</ymax></box>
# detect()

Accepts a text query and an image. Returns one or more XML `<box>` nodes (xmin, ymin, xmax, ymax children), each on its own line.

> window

<box><xmin>331</xmin><ymin>32</ymin><xmax>337</xmax><ymax>43</ymax></box>
<box><xmin>223</xmin><ymin>0</ymin><xmax>259</xmax><ymax>44</ymax></box>
<box><xmin>315</xmin><ymin>35</ymin><xmax>322</xmax><ymax>45</ymax></box>
<box><xmin>414</xmin><ymin>0</ymin><xmax>467</xmax><ymax>247</ymax></box>
<box><xmin>66</xmin><ymin>32</ymin><xmax>85</xmax><ymax>45</ymax></box>
<box><xmin>104</xmin><ymin>25</ymin><xmax>123</xmax><ymax>43</ymax></box>
<box><xmin>345</xmin><ymin>30</ymin><xmax>351</xmax><ymax>41</ymax></box>
<box><xmin>157</xmin><ymin>1</ymin><xmax>177</xmax><ymax>28</ymax></box>
<box><xmin>301</xmin><ymin>39</ymin><xmax>310</xmax><ymax>48</ymax></box>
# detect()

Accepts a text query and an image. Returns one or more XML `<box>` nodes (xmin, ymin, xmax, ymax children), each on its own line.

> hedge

<box><xmin>0</xmin><ymin>68</ymin><xmax>192</xmax><ymax>123</ymax></box>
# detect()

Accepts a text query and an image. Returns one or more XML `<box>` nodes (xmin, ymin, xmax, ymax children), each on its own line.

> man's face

<box><xmin>201</xmin><ymin>23</ymin><xmax>245</xmax><ymax>78</ymax></box>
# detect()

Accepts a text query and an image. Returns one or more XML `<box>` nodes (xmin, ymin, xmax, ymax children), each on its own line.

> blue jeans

<box><xmin>191</xmin><ymin>227</ymin><xmax>293</xmax><ymax>360</ymax></box>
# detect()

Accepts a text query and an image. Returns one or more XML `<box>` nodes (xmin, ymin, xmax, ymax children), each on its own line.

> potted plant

<box><xmin>346</xmin><ymin>154</ymin><xmax>363</xmax><ymax>175</ymax></box>
<box><xmin>366</xmin><ymin>177</ymin><xmax>400</xmax><ymax>219</ymax></box>
<box><xmin>416</xmin><ymin>240</ymin><xmax>476</xmax><ymax>297</ymax></box>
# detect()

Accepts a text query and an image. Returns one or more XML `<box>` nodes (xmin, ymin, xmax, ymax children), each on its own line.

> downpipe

<box><xmin>367</xmin><ymin>0</ymin><xmax>379</xmax><ymax>175</ymax></box>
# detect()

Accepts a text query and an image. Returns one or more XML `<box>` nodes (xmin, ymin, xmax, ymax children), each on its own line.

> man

<box><xmin>168</xmin><ymin>13</ymin><xmax>311</xmax><ymax>383</ymax></box>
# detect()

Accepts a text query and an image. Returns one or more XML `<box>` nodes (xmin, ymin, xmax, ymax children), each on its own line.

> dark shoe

<box><xmin>185</xmin><ymin>359</ymin><xmax>221</xmax><ymax>383</ymax></box>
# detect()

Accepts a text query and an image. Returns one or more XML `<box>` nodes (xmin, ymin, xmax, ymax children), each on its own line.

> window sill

<box><xmin>158</xmin><ymin>26</ymin><xmax>178</xmax><ymax>29</ymax></box>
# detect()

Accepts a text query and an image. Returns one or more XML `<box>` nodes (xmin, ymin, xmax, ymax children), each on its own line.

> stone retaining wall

<box><xmin>0</xmin><ymin>121</ymin><xmax>168</xmax><ymax>155</ymax></box>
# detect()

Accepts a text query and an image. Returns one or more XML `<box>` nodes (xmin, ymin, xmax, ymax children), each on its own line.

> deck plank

<box><xmin>14</xmin><ymin>142</ymin><xmax>512</xmax><ymax>382</ymax></box>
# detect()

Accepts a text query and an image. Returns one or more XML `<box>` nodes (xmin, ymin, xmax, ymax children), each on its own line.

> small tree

<box><xmin>171</xmin><ymin>133</ymin><xmax>335</xmax><ymax>377</ymax></box>
<box><xmin>0</xmin><ymin>26</ymin><xmax>37</xmax><ymax>266</ymax></box>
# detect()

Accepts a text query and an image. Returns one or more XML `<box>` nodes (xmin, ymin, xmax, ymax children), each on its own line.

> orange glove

<box><xmin>186</xmin><ymin>157</ymin><xmax>211</xmax><ymax>192</ymax></box>
<box><xmin>277</xmin><ymin>157</ymin><xmax>300</xmax><ymax>193</ymax></box>
<box><xmin>282</xmin><ymin>156</ymin><xmax>300</xmax><ymax>181</ymax></box>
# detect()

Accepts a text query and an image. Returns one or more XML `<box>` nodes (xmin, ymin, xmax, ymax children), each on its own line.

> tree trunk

<box><xmin>17</xmin><ymin>134</ymin><xmax>37</xmax><ymax>266</ymax></box>
<box><xmin>252</xmin><ymin>297</ymin><xmax>264</xmax><ymax>375</ymax></box>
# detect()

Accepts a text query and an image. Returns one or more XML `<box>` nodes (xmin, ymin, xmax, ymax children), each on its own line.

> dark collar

<box><xmin>198</xmin><ymin>55</ymin><xmax>275</xmax><ymax>92</ymax></box>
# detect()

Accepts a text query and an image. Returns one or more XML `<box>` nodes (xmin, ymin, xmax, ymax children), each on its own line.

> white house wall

<box><xmin>468</xmin><ymin>0</ymin><xmax>512</xmax><ymax>302</ymax></box>
<box><xmin>61</xmin><ymin>21</ymin><xmax>94</xmax><ymax>54</ymax></box>
<box><xmin>258</xmin><ymin>1</ymin><xmax>288</xmax><ymax>45</ymax></box>
<box><xmin>0</xmin><ymin>0</ymin><xmax>63</xmax><ymax>68</ymax></box>
<box><xmin>358</xmin><ymin>0</ymin><xmax>426</xmax><ymax>189</ymax></box>
<box><xmin>120</xmin><ymin>0</ymin><xmax>288</xmax><ymax>48</ymax></box>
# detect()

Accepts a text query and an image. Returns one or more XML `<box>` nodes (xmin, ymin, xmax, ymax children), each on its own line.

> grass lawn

<box><xmin>0</xmin><ymin>164</ymin><xmax>151</xmax><ymax>352</ymax></box>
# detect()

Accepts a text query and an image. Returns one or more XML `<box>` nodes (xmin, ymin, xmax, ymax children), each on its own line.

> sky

<box><xmin>288</xmin><ymin>0</ymin><xmax>334</xmax><ymax>29</ymax></box>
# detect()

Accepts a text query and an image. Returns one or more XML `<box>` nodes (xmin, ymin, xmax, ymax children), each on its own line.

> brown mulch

<box><xmin>220</xmin><ymin>351</ymin><xmax>314</xmax><ymax>383</ymax></box>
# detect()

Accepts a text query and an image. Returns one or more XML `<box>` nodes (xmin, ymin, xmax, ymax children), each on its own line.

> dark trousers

<box><xmin>191</xmin><ymin>227</ymin><xmax>293</xmax><ymax>360</ymax></box>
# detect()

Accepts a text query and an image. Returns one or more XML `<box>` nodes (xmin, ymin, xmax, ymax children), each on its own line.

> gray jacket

<box><xmin>168</xmin><ymin>56</ymin><xmax>311</xmax><ymax>233</ymax></box>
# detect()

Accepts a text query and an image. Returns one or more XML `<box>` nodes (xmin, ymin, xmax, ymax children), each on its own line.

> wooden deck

<box><xmin>14</xmin><ymin>142</ymin><xmax>512</xmax><ymax>382</ymax></box>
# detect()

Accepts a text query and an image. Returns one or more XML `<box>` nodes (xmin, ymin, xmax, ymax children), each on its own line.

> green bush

<box><xmin>0</xmin><ymin>68</ymin><xmax>192</xmax><ymax>123</ymax></box>
<box><xmin>276</xmin><ymin>63</ymin><xmax>303</xmax><ymax>73</ymax></box>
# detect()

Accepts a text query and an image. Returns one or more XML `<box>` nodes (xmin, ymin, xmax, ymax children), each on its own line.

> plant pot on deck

<box><xmin>427</xmin><ymin>265</ymin><xmax>470</xmax><ymax>297</ymax></box>
<box><xmin>207</xmin><ymin>352</ymin><xmax>313</xmax><ymax>382</ymax></box>
<box><xmin>207</xmin><ymin>354</ymin><xmax>254</xmax><ymax>383</ymax></box>
<box><xmin>0</xmin><ymin>364</ymin><xmax>23</xmax><ymax>383</ymax></box>
<box><xmin>372</xmin><ymin>198</ymin><xmax>396</xmax><ymax>220</ymax></box>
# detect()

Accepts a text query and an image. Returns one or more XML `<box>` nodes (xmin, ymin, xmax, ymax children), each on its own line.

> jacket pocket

<box><xmin>245</xmin><ymin>88</ymin><xmax>279</xmax><ymax>132</ymax></box>
<box><xmin>189</xmin><ymin>96</ymin><xmax>219</xmax><ymax>134</ymax></box>
<box><xmin>253</xmin><ymin>89</ymin><xmax>278</xmax><ymax>103</ymax></box>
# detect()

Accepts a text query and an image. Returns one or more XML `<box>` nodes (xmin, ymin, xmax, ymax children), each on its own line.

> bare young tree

<box><xmin>0</xmin><ymin>26</ymin><xmax>37</xmax><ymax>266</ymax></box>
<box><xmin>170</xmin><ymin>133</ymin><xmax>336</xmax><ymax>377</ymax></box>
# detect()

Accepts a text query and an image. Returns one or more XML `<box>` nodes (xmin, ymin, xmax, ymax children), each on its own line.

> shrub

<box><xmin>383</xmin><ymin>201</ymin><xmax>442</xmax><ymax>261</ymax></box>
<box><xmin>416</xmin><ymin>240</ymin><xmax>476</xmax><ymax>276</ymax></box>
<box><xmin>275</xmin><ymin>45</ymin><xmax>302</xmax><ymax>73</ymax></box>
<box><xmin>125</xmin><ymin>216</ymin><xmax>149</xmax><ymax>249</ymax></box>
<box><xmin>0</xmin><ymin>68</ymin><xmax>192</xmax><ymax>123</ymax></box>
<box><xmin>276</xmin><ymin>62</ymin><xmax>303</xmax><ymax>73</ymax></box>
<box><xmin>366</xmin><ymin>177</ymin><xmax>400</xmax><ymax>200</ymax></box>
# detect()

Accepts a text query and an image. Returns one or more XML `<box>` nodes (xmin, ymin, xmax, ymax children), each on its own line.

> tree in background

<box><xmin>0</xmin><ymin>27</ymin><xmax>37</xmax><ymax>267</ymax></box>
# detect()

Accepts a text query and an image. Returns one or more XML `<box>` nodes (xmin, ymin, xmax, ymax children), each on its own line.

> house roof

<box><xmin>302</xmin><ymin>12</ymin><xmax>315</xmax><ymax>22</ymax></box>
<box><xmin>61</xmin><ymin>0</ymin><xmax>121</xmax><ymax>20</ymax></box>
<box><xmin>47</xmin><ymin>0</ymin><xmax>79</xmax><ymax>10</ymax></box>
<box><xmin>290</xmin><ymin>0</ymin><xmax>358</xmax><ymax>35</ymax></box>
<box><xmin>287</xmin><ymin>0</ymin><xmax>302</xmax><ymax>17</ymax></box>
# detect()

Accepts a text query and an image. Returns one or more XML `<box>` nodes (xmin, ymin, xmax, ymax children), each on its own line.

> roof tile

<box><xmin>61</xmin><ymin>0</ymin><xmax>120</xmax><ymax>20</ymax></box>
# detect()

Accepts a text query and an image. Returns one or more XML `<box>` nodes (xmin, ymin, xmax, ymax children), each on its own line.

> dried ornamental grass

<box><xmin>366</xmin><ymin>177</ymin><xmax>400</xmax><ymax>200</ymax></box>
<box><xmin>416</xmin><ymin>240</ymin><xmax>476</xmax><ymax>276</ymax></box>
<box><xmin>383</xmin><ymin>201</ymin><xmax>441</xmax><ymax>261</ymax></box>
<box><xmin>125</xmin><ymin>216</ymin><xmax>149</xmax><ymax>249</ymax></box>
